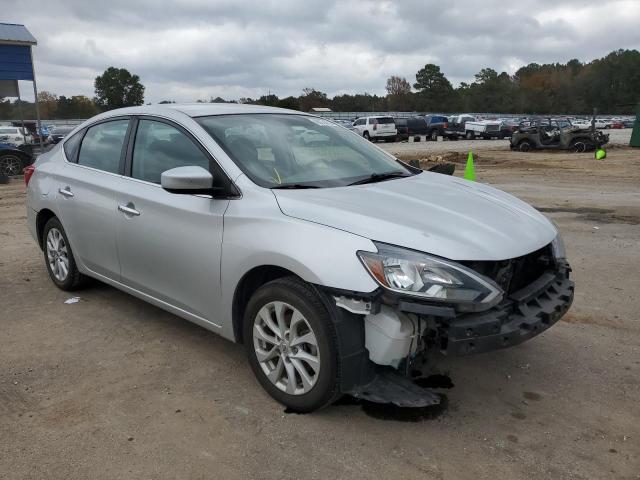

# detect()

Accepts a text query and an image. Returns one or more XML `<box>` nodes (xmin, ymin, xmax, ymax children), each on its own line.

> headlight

<box><xmin>358</xmin><ymin>243</ymin><xmax>503</xmax><ymax>308</ymax></box>
<box><xmin>551</xmin><ymin>233</ymin><xmax>566</xmax><ymax>259</ymax></box>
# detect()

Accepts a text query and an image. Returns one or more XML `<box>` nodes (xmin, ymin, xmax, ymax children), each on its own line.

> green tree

<box><xmin>413</xmin><ymin>64</ymin><xmax>454</xmax><ymax>111</ymax></box>
<box><xmin>94</xmin><ymin>67</ymin><xmax>145</xmax><ymax>111</ymax></box>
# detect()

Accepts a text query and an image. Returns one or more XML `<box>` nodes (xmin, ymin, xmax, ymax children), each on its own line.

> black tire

<box><xmin>243</xmin><ymin>277</ymin><xmax>341</xmax><ymax>412</ymax></box>
<box><xmin>363</xmin><ymin>131</ymin><xmax>370</xmax><ymax>141</ymax></box>
<box><xmin>465</xmin><ymin>130</ymin><xmax>474</xmax><ymax>140</ymax></box>
<box><xmin>518</xmin><ymin>140</ymin><xmax>532</xmax><ymax>152</ymax></box>
<box><xmin>569</xmin><ymin>140</ymin><xmax>587</xmax><ymax>153</ymax></box>
<box><xmin>430</xmin><ymin>130</ymin><xmax>438</xmax><ymax>141</ymax></box>
<box><xmin>42</xmin><ymin>217</ymin><xmax>86</xmax><ymax>291</ymax></box>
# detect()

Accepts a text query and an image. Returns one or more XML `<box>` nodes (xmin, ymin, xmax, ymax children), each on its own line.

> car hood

<box><xmin>272</xmin><ymin>172</ymin><xmax>556</xmax><ymax>261</ymax></box>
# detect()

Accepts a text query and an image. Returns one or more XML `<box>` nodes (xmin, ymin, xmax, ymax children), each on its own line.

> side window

<box><xmin>131</xmin><ymin>120</ymin><xmax>210</xmax><ymax>184</ymax></box>
<box><xmin>63</xmin><ymin>130</ymin><xmax>83</xmax><ymax>162</ymax></box>
<box><xmin>77</xmin><ymin>120</ymin><xmax>130</xmax><ymax>174</ymax></box>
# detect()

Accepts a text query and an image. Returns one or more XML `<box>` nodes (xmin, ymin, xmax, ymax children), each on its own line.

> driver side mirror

<box><xmin>161</xmin><ymin>166</ymin><xmax>213</xmax><ymax>194</ymax></box>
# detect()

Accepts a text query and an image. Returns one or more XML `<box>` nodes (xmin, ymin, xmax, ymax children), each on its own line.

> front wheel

<box><xmin>569</xmin><ymin>140</ymin><xmax>587</xmax><ymax>153</ymax></box>
<box><xmin>243</xmin><ymin>277</ymin><xmax>340</xmax><ymax>412</ymax></box>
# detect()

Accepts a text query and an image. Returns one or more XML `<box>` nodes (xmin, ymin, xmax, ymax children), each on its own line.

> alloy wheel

<box><xmin>0</xmin><ymin>155</ymin><xmax>22</xmax><ymax>176</ymax></box>
<box><xmin>252</xmin><ymin>301</ymin><xmax>320</xmax><ymax>395</ymax></box>
<box><xmin>46</xmin><ymin>228</ymin><xmax>70</xmax><ymax>282</ymax></box>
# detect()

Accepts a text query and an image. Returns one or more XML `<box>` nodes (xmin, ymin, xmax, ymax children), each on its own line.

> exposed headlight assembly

<box><xmin>358</xmin><ymin>243</ymin><xmax>503</xmax><ymax>309</ymax></box>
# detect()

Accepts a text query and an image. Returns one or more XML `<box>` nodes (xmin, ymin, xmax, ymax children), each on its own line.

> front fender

<box><xmin>218</xmin><ymin>177</ymin><xmax>378</xmax><ymax>340</ymax></box>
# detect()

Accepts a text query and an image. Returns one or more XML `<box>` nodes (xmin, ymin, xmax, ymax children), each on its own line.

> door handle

<box><xmin>118</xmin><ymin>204</ymin><xmax>140</xmax><ymax>216</ymax></box>
<box><xmin>58</xmin><ymin>187</ymin><xmax>74</xmax><ymax>198</ymax></box>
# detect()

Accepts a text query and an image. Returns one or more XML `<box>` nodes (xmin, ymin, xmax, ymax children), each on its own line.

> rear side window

<box><xmin>63</xmin><ymin>131</ymin><xmax>83</xmax><ymax>161</ymax></box>
<box><xmin>377</xmin><ymin>117</ymin><xmax>395</xmax><ymax>124</ymax></box>
<box><xmin>131</xmin><ymin>120</ymin><xmax>210</xmax><ymax>184</ymax></box>
<box><xmin>77</xmin><ymin>120</ymin><xmax>130</xmax><ymax>174</ymax></box>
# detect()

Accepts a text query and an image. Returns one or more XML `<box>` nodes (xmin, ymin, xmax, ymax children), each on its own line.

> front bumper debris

<box><xmin>348</xmin><ymin>369</ymin><xmax>441</xmax><ymax>407</ymax></box>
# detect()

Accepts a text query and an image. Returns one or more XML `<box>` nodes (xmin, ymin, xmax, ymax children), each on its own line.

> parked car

<box><xmin>570</xmin><ymin>119</ymin><xmax>592</xmax><ymax>129</ymax></box>
<box><xmin>46</xmin><ymin>126</ymin><xmax>76</xmax><ymax>144</ymax></box>
<box><xmin>0</xmin><ymin>142</ymin><xmax>34</xmax><ymax>176</ymax></box>
<box><xmin>422</xmin><ymin>115</ymin><xmax>449</xmax><ymax>141</ymax></box>
<box><xmin>26</xmin><ymin>104</ymin><xmax>573</xmax><ymax>412</ymax></box>
<box><xmin>403</xmin><ymin>116</ymin><xmax>429</xmax><ymax>136</ymax></box>
<box><xmin>510</xmin><ymin>118</ymin><xmax>608</xmax><ymax>152</ymax></box>
<box><xmin>497</xmin><ymin>118</ymin><xmax>520</xmax><ymax>138</ymax></box>
<box><xmin>594</xmin><ymin>119</ymin><xmax>612</xmax><ymax>129</ymax></box>
<box><xmin>444</xmin><ymin>114</ymin><xmax>475</xmax><ymax>139</ymax></box>
<box><xmin>352</xmin><ymin>116</ymin><xmax>397</xmax><ymax>142</ymax></box>
<box><xmin>464</xmin><ymin>120</ymin><xmax>503</xmax><ymax>139</ymax></box>
<box><xmin>0</xmin><ymin>126</ymin><xmax>32</xmax><ymax>146</ymax></box>
<box><xmin>394</xmin><ymin>118</ymin><xmax>409</xmax><ymax>141</ymax></box>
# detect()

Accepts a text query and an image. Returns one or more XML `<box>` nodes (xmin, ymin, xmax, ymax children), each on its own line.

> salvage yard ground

<box><xmin>1</xmin><ymin>138</ymin><xmax>639</xmax><ymax>479</ymax></box>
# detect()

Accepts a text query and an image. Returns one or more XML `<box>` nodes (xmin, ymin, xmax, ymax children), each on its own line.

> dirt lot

<box><xmin>1</xmin><ymin>142</ymin><xmax>639</xmax><ymax>479</ymax></box>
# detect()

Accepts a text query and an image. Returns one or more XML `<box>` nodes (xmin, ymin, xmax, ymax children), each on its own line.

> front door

<box><xmin>115</xmin><ymin>118</ymin><xmax>229</xmax><ymax>324</ymax></box>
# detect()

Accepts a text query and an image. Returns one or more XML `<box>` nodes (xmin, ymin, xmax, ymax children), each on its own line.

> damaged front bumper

<box><xmin>328</xmin><ymin>260</ymin><xmax>573</xmax><ymax>406</ymax></box>
<box><xmin>436</xmin><ymin>264</ymin><xmax>573</xmax><ymax>355</ymax></box>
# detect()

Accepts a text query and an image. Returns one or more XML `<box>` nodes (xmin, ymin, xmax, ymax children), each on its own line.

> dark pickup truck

<box><xmin>397</xmin><ymin>115</ymin><xmax>449</xmax><ymax>141</ymax></box>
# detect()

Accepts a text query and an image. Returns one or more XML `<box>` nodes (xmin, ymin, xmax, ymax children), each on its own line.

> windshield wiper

<box><xmin>347</xmin><ymin>171</ymin><xmax>411</xmax><ymax>186</ymax></box>
<box><xmin>271</xmin><ymin>183</ymin><xmax>321</xmax><ymax>189</ymax></box>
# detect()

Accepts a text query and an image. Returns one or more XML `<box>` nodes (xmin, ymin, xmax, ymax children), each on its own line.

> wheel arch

<box><xmin>232</xmin><ymin>265</ymin><xmax>301</xmax><ymax>344</ymax></box>
<box><xmin>36</xmin><ymin>208</ymin><xmax>57</xmax><ymax>250</ymax></box>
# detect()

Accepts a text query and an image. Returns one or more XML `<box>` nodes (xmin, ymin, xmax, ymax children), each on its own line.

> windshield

<box><xmin>196</xmin><ymin>114</ymin><xmax>413</xmax><ymax>188</ymax></box>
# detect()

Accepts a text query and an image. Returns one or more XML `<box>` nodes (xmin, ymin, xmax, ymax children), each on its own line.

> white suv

<box><xmin>352</xmin><ymin>116</ymin><xmax>397</xmax><ymax>142</ymax></box>
<box><xmin>0</xmin><ymin>126</ymin><xmax>32</xmax><ymax>146</ymax></box>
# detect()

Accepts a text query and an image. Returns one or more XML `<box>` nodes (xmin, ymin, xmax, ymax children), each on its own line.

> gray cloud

<box><xmin>7</xmin><ymin>0</ymin><xmax>640</xmax><ymax>102</ymax></box>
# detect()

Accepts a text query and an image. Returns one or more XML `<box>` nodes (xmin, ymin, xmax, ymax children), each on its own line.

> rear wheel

<box><xmin>243</xmin><ymin>277</ymin><xmax>340</xmax><ymax>412</ymax></box>
<box><xmin>465</xmin><ymin>130</ymin><xmax>474</xmax><ymax>140</ymax></box>
<box><xmin>430</xmin><ymin>130</ymin><xmax>438</xmax><ymax>141</ymax></box>
<box><xmin>0</xmin><ymin>154</ymin><xmax>23</xmax><ymax>176</ymax></box>
<box><xmin>43</xmin><ymin>217</ymin><xmax>86</xmax><ymax>291</ymax></box>
<box><xmin>518</xmin><ymin>140</ymin><xmax>532</xmax><ymax>152</ymax></box>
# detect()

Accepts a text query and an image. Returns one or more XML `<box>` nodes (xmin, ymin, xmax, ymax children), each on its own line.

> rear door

<box><xmin>115</xmin><ymin>117</ymin><xmax>230</xmax><ymax>323</ymax></box>
<box><xmin>55</xmin><ymin>118</ymin><xmax>131</xmax><ymax>279</ymax></box>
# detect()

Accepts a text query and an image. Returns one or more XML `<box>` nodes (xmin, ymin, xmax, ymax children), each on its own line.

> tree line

<box><xmin>0</xmin><ymin>49</ymin><xmax>638</xmax><ymax>120</ymax></box>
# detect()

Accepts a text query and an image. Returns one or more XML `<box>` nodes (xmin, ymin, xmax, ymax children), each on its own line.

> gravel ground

<box><xmin>1</xmin><ymin>140</ymin><xmax>639</xmax><ymax>479</ymax></box>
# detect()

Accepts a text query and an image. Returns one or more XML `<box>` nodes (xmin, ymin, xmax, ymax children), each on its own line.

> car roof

<box><xmin>96</xmin><ymin>103</ymin><xmax>306</xmax><ymax>120</ymax></box>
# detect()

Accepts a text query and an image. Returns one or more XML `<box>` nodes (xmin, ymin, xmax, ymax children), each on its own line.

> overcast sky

<box><xmin>8</xmin><ymin>0</ymin><xmax>640</xmax><ymax>103</ymax></box>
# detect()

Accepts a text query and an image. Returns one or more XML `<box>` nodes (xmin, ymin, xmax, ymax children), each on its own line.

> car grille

<box><xmin>460</xmin><ymin>244</ymin><xmax>555</xmax><ymax>296</ymax></box>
